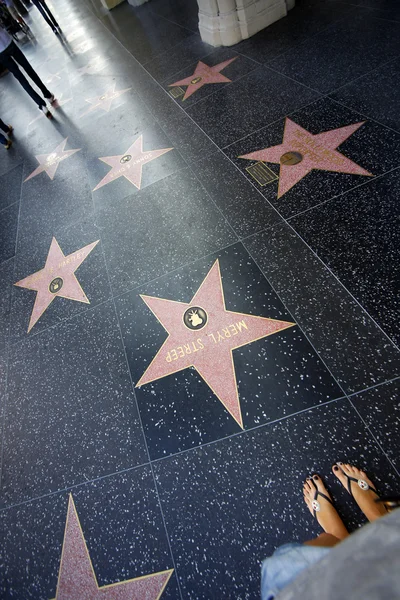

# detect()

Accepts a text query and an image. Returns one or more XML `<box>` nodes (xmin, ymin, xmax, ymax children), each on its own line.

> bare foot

<box><xmin>332</xmin><ymin>463</ymin><xmax>387</xmax><ymax>522</ymax></box>
<box><xmin>303</xmin><ymin>475</ymin><xmax>349</xmax><ymax>540</ymax></box>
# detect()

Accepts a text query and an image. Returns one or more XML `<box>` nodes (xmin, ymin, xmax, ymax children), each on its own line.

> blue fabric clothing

<box><xmin>261</xmin><ymin>543</ymin><xmax>331</xmax><ymax>600</ymax></box>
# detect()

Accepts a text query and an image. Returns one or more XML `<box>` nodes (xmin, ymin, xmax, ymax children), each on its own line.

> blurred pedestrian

<box><xmin>30</xmin><ymin>0</ymin><xmax>60</xmax><ymax>33</ymax></box>
<box><xmin>0</xmin><ymin>24</ymin><xmax>55</xmax><ymax>116</ymax></box>
<box><xmin>0</xmin><ymin>118</ymin><xmax>13</xmax><ymax>149</ymax></box>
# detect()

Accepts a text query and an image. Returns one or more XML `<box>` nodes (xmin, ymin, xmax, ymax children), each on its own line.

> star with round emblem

<box><xmin>136</xmin><ymin>260</ymin><xmax>295</xmax><ymax>428</ymax></box>
<box><xmin>24</xmin><ymin>138</ymin><xmax>81</xmax><ymax>182</ymax></box>
<box><xmin>81</xmin><ymin>82</ymin><xmax>131</xmax><ymax>117</ymax></box>
<box><xmin>169</xmin><ymin>57</ymin><xmax>237</xmax><ymax>101</ymax></box>
<box><xmin>239</xmin><ymin>118</ymin><xmax>373</xmax><ymax>198</ymax></box>
<box><xmin>93</xmin><ymin>135</ymin><xmax>173</xmax><ymax>192</ymax></box>
<box><xmin>50</xmin><ymin>494</ymin><xmax>173</xmax><ymax>599</ymax></box>
<box><xmin>14</xmin><ymin>237</ymin><xmax>99</xmax><ymax>332</ymax></box>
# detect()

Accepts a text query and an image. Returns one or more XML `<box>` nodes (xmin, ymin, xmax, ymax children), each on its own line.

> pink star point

<box><xmin>239</xmin><ymin>118</ymin><xmax>373</xmax><ymax>198</ymax></box>
<box><xmin>93</xmin><ymin>135</ymin><xmax>173</xmax><ymax>192</ymax></box>
<box><xmin>24</xmin><ymin>138</ymin><xmax>81</xmax><ymax>182</ymax></box>
<box><xmin>51</xmin><ymin>494</ymin><xmax>173</xmax><ymax>600</ymax></box>
<box><xmin>82</xmin><ymin>83</ymin><xmax>131</xmax><ymax>117</ymax></box>
<box><xmin>169</xmin><ymin>57</ymin><xmax>237</xmax><ymax>100</ymax></box>
<box><xmin>14</xmin><ymin>237</ymin><xmax>99</xmax><ymax>332</ymax></box>
<box><xmin>136</xmin><ymin>260</ymin><xmax>295</xmax><ymax>428</ymax></box>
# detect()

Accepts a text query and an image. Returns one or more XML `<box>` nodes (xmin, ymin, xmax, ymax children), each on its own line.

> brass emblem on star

<box><xmin>280</xmin><ymin>151</ymin><xmax>303</xmax><ymax>165</ymax></box>
<box><xmin>191</xmin><ymin>76</ymin><xmax>202</xmax><ymax>85</ymax></box>
<box><xmin>120</xmin><ymin>154</ymin><xmax>132</xmax><ymax>164</ymax></box>
<box><xmin>49</xmin><ymin>277</ymin><xmax>64</xmax><ymax>294</ymax></box>
<box><xmin>183</xmin><ymin>306</ymin><xmax>208</xmax><ymax>330</ymax></box>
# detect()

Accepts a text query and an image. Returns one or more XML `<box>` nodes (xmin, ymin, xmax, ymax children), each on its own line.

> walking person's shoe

<box><xmin>6</xmin><ymin>125</ymin><xmax>13</xmax><ymax>136</ymax></box>
<box><xmin>40</xmin><ymin>105</ymin><xmax>53</xmax><ymax>119</ymax></box>
<box><xmin>5</xmin><ymin>139</ymin><xmax>12</xmax><ymax>150</ymax></box>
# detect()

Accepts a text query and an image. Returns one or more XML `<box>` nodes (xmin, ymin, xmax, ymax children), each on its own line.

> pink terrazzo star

<box><xmin>137</xmin><ymin>260</ymin><xmax>295</xmax><ymax>428</ymax></box>
<box><xmin>24</xmin><ymin>138</ymin><xmax>81</xmax><ymax>182</ymax></box>
<box><xmin>51</xmin><ymin>495</ymin><xmax>173</xmax><ymax>600</ymax></box>
<box><xmin>14</xmin><ymin>237</ymin><xmax>99</xmax><ymax>332</ymax></box>
<box><xmin>81</xmin><ymin>82</ymin><xmax>131</xmax><ymax>116</ymax></box>
<box><xmin>239</xmin><ymin>118</ymin><xmax>373</xmax><ymax>198</ymax></box>
<box><xmin>93</xmin><ymin>135</ymin><xmax>173</xmax><ymax>191</ymax></box>
<box><xmin>169</xmin><ymin>57</ymin><xmax>237</xmax><ymax>100</ymax></box>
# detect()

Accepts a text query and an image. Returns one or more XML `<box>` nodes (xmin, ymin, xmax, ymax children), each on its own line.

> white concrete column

<box><xmin>197</xmin><ymin>0</ymin><xmax>294</xmax><ymax>47</ymax></box>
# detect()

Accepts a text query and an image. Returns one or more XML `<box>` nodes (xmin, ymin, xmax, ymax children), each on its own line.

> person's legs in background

<box><xmin>0</xmin><ymin>119</ymin><xmax>13</xmax><ymax>149</ymax></box>
<box><xmin>0</xmin><ymin>41</ymin><xmax>54</xmax><ymax>115</ymax></box>
<box><xmin>31</xmin><ymin>0</ymin><xmax>59</xmax><ymax>32</ymax></box>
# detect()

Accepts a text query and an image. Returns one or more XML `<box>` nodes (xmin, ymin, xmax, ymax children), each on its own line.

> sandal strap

<box><xmin>338</xmin><ymin>467</ymin><xmax>378</xmax><ymax>497</ymax></box>
<box><xmin>310</xmin><ymin>478</ymin><xmax>333</xmax><ymax>517</ymax></box>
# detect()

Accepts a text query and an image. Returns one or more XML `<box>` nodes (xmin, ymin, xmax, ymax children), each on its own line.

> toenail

<box><xmin>313</xmin><ymin>475</ymin><xmax>318</xmax><ymax>480</ymax></box>
<box><xmin>337</xmin><ymin>462</ymin><xmax>343</xmax><ymax>465</ymax></box>
<box><xmin>333</xmin><ymin>466</ymin><xmax>339</xmax><ymax>471</ymax></box>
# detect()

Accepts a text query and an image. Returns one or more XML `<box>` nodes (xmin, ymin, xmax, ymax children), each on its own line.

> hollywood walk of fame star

<box><xmin>51</xmin><ymin>495</ymin><xmax>173</xmax><ymax>599</ymax></box>
<box><xmin>136</xmin><ymin>260</ymin><xmax>295</xmax><ymax>428</ymax></box>
<box><xmin>169</xmin><ymin>57</ymin><xmax>237</xmax><ymax>101</ymax></box>
<box><xmin>73</xmin><ymin>39</ymin><xmax>94</xmax><ymax>55</ymax></box>
<box><xmin>239</xmin><ymin>118</ymin><xmax>373</xmax><ymax>198</ymax></box>
<box><xmin>72</xmin><ymin>57</ymin><xmax>109</xmax><ymax>80</ymax></box>
<box><xmin>93</xmin><ymin>135</ymin><xmax>173</xmax><ymax>192</ymax></box>
<box><xmin>14</xmin><ymin>238</ymin><xmax>99</xmax><ymax>332</ymax></box>
<box><xmin>24</xmin><ymin>138</ymin><xmax>81</xmax><ymax>182</ymax></box>
<box><xmin>81</xmin><ymin>82</ymin><xmax>131</xmax><ymax>117</ymax></box>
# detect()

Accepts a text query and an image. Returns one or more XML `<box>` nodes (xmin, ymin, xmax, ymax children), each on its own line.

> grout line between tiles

<box><xmin>347</xmin><ymin>375</ymin><xmax>400</xmax><ymax>399</ymax></box>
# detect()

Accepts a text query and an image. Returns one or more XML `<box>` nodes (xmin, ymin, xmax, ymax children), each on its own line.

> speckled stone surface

<box><xmin>244</xmin><ymin>223</ymin><xmax>400</xmax><ymax>394</ymax></box>
<box><xmin>0</xmin><ymin>259</ymin><xmax>14</xmax><ymax>350</ymax></box>
<box><xmin>330</xmin><ymin>58</ymin><xmax>400</xmax><ymax>133</ymax></box>
<box><xmin>290</xmin><ymin>169</ymin><xmax>400</xmax><ymax>347</ymax></box>
<box><xmin>0</xmin><ymin>164</ymin><xmax>23</xmax><ymax>212</ymax></box>
<box><xmin>0</xmin><ymin>468</ymin><xmax>180</xmax><ymax>599</ymax></box>
<box><xmin>193</xmin><ymin>150</ymin><xmax>282</xmax><ymax>238</ymax></box>
<box><xmin>154</xmin><ymin>400</ymin><xmax>400</xmax><ymax>599</ymax></box>
<box><xmin>352</xmin><ymin>379</ymin><xmax>400</xmax><ymax>471</ymax></box>
<box><xmin>116</xmin><ymin>242</ymin><xmax>342</xmax><ymax>459</ymax></box>
<box><xmin>95</xmin><ymin>168</ymin><xmax>236</xmax><ymax>295</ymax></box>
<box><xmin>225</xmin><ymin>98</ymin><xmax>400</xmax><ymax>219</ymax></box>
<box><xmin>269</xmin><ymin>12</ymin><xmax>400</xmax><ymax>94</ymax></box>
<box><xmin>0</xmin><ymin>203</ymin><xmax>19</xmax><ymax>265</ymax></box>
<box><xmin>0</xmin><ymin>0</ymin><xmax>399</xmax><ymax>596</ymax></box>
<box><xmin>1</xmin><ymin>301</ymin><xmax>147</xmax><ymax>507</ymax></box>
<box><xmin>186</xmin><ymin>66</ymin><xmax>321</xmax><ymax>148</ymax></box>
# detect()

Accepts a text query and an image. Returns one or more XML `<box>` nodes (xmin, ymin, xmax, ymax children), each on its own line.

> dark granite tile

<box><xmin>116</xmin><ymin>242</ymin><xmax>342</xmax><ymax>460</ymax></box>
<box><xmin>96</xmin><ymin>168</ymin><xmax>236</xmax><ymax>295</ymax></box>
<box><xmin>18</xmin><ymin>155</ymin><xmax>93</xmax><ymax>255</ymax></box>
<box><xmin>154</xmin><ymin>400</ymin><xmax>399</xmax><ymax>599</ymax></box>
<box><xmin>186</xmin><ymin>66</ymin><xmax>320</xmax><ymax>148</ymax></box>
<box><xmin>89</xmin><ymin>123</ymin><xmax>186</xmax><ymax>210</ymax></box>
<box><xmin>351</xmin><ymin>379</ymin><xmax>400</xmax><ymax>471</ymax></box>
<box><xmin>0</xmin><ymin>203</ymin><xmax>19</xmax><ymax>265</ymax></box>
<box><xmin>164</xmin><ymin>49</ymin><xmax>259</xmax><ymax>108</ymax></box>
<box><xmin>0</xmin><ymin>468</ymin><xmax>180</xmax><ymax>599</ymax></box>
<box><xmin>330</xmin><ymin>58</ymin><xmax>400</xmax><ymax>133</ymax></box>
<box><xmin>0</xmin><ymin>164</ymin><xmax>23</xmax><ymax>212</ymax></box>
<box><xmin>10</xmin><ymin>218</ymin><xmax>111</xmax><ymax>343</ymax></box>
<box><xmin>268</xmin><ymin>13</ymin><xmax>400</xmax><ymax>94</ymax></box>
<box><xmin>0</xmin><ymin>135</ymin><xmax>23</xmax><ymax>179</ymax></box>
<box><xmin>193</xmin><ymin>150</ymin><xmax>282</xmax><ymax>238</ymax></box>
<box><xmin>244</xmin><ymin>222</ymin><xmax>400</xmax><ymax>393</ymax></box>
<box><xmin>1</xmin><ymin>301</ymin><xmax>148</xmax><ymax>507</ymax></box>
<box><xmin>132</xmin><ymin>75</ymin><xmax>218</xmax><ymax>166</ymax></box>
<box><xmin>235</xmin><ymin>1</ymin><xmax>357</xmax><ymax>64</ymax></box>
<box><xmin>0</xmin><ymin>259</ymin><xmax>14</xmax><ymax>350</ymax></box>
<box><xmin>101</xmin><ymin>3</ymin><xmax>192</xmax><ymax>65</ymax></box>
<box><xmin>144</xmin><ymin>34</ymin><xmax>213</xmax><ymax>83</ymax></box>
<box><xmin>225</xmin><ymin>97</ymin><xmax>400</xmax><ymax>218</ymax></box>
<box><xmin>290</xmin><ymin>169</ymin><xmax>400</xmax><ymax>347</ymax></box>
<box><xmin>149</xmin><ymin>0</ymin><xmax>199</xmax><ymax>32</ymax></box>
